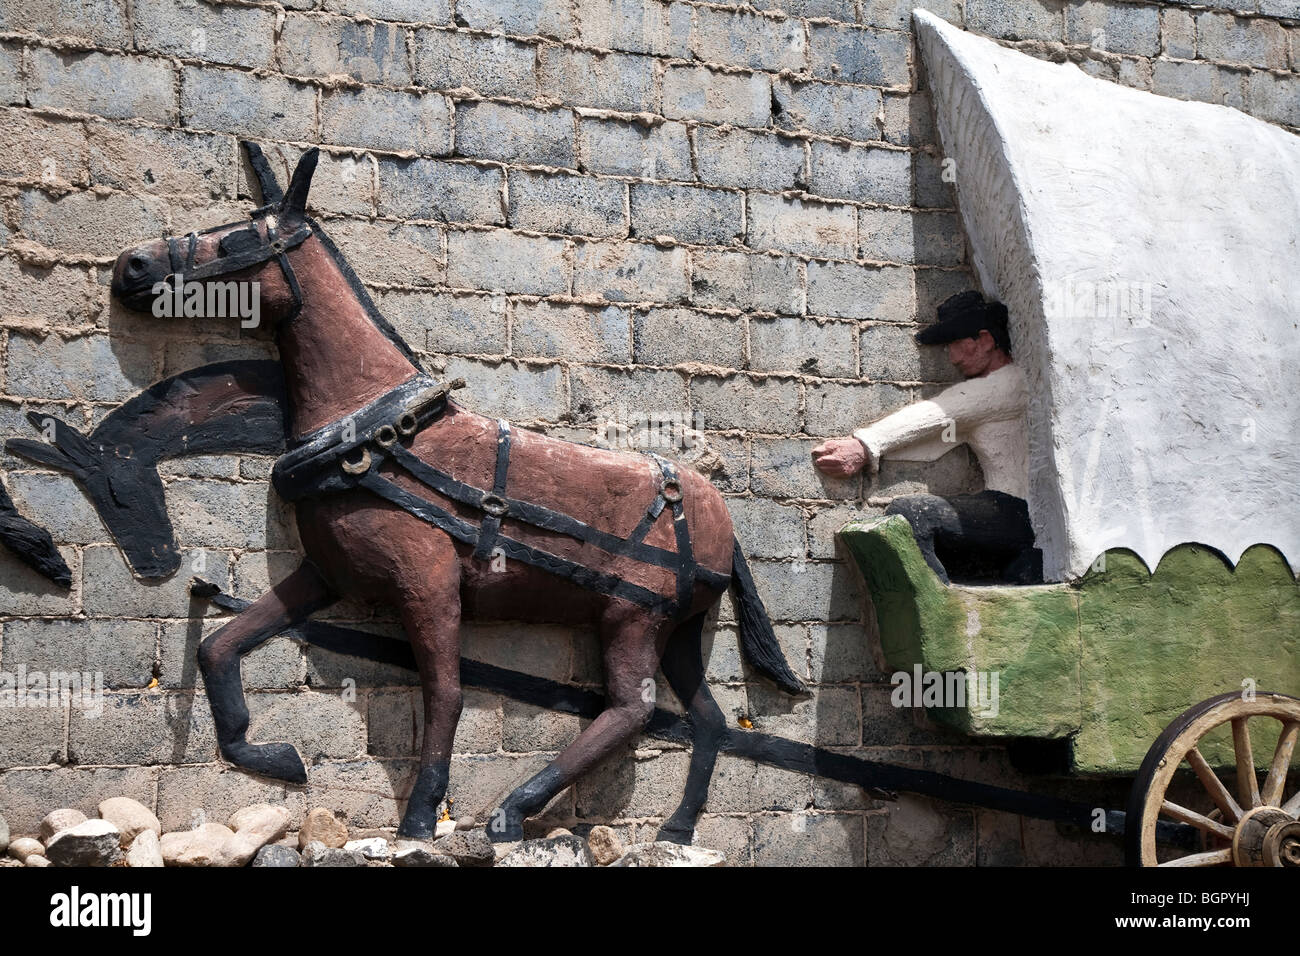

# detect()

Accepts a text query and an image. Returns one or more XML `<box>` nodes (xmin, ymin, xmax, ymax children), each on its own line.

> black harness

<box><xmin>272</xmin><ymin>376</ymin><xmax>730</xmax><ymax>616</ymax></box>
<box><xmin>165</xmin><ymin>208</ymin><xmax>314</xmax><ymax>321</ymax></box>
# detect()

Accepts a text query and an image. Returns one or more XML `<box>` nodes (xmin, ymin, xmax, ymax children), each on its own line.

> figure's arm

<box><xmin>813</xmin><ymin>366</ymin><xmax>1025</xmax><ymax>478</ymax></box>
<box><xmin>853</xmin><ymin>367</ymin><xmax>1025</xmax><ymax>463</ymax></box>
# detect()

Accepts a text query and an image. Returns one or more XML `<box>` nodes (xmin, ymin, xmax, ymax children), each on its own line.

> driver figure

<box><xmin>812</xmin><ymin>291</ymin><xmax>1042</xmax><ymax>584</ymax></box>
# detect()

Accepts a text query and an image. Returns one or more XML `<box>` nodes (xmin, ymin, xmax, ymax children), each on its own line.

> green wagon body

<box><xmin>839</xmin><ymin>515</ymin><xmax>1300</xmax><ymax>774</ymax></box>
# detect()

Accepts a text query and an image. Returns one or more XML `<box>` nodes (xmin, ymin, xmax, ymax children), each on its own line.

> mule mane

<box><xmin>304</xmin><ymin>216</ymin><xmax>423</xmax><ymax>369</ymax></box>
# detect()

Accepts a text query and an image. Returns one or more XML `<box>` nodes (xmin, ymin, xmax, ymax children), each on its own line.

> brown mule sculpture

<box><xmin>109</xmin><ymin>148</ymin><xmax>803</xmax><ymax>843</ymax></box>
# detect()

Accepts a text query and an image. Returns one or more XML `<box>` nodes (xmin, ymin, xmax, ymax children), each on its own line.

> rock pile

<box><xmin>0</xmin><ymin>807</ymin><xmax>726</xmax><ymax>868</ymax></box>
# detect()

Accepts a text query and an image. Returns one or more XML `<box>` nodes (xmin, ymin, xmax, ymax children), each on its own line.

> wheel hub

<box><xmin>1232</xmin><ymin>807</ymin><xmax>1300</xmax><ymax>867</ymax></box>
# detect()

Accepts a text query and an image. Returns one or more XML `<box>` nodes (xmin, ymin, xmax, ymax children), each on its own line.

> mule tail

<box><xmin>729</xmin><ymin>538</ymin><xmax>805</xmax><ymax>695</ymax></box>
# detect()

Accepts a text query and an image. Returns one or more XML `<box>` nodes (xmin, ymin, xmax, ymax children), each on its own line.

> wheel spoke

<box><xmin>1186</xmin><ymin>746</ymin><xmax>1243</xmax><ymax>822</ymax></box>
<box><xmin>1159</xmin><ymin>847</ymin><xmax>1234</xmax><ymax>868</ymax></box>
<box><xmin>1231</xmin><ymin>718</ymin><xmax>1261</xmax><ymax>809</ymax></box>
<box><xmin>1159</xmin><ymin>799</ymin><xmax>1235</xmax><ymax>840</ymax></box>
<box><xmin>1261</xmin><ymin>720</ymin><xmax>1299</xmax><ymax>807</ymax></box>
<box><xmin>1283</xmin><ymin>790</ymin><xmax>1300</xmax><ymax>818</ymax></box>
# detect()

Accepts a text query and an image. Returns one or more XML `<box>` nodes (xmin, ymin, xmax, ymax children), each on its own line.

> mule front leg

<box><xmin>394</xmin><ymin>547</ymin><xmax>463</xmax><ymax>840</ymax></box>
<box><xmin>198</xmin><ymin>561</ymin><xmax>336</xmax><ymax>783</ymax></box>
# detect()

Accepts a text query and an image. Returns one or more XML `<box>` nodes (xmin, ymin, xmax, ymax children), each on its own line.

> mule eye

<box><xmin>218</xmin><ymin>229</ymin><xmax>261</xmax><ymax>257</ymax></box>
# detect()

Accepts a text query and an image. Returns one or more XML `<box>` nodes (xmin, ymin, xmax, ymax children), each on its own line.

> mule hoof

<box><xmin>397</xmin><ymin>763</ymin><xmax>449</xmax><ymax>840</ymax></box>
<box><xmin>656</xmin><ymin>823</ymin><xmax>694</xmax><ymax>845</ymax></box>
<box><xmin>396</xmin><ymin>812</ymin><xmax>436</xmax><ymax>841</ymax></box>
<box><xmin>225</xmin><ymin>741</ymin><xmax>307</xmax><ymax>783</ymax></box>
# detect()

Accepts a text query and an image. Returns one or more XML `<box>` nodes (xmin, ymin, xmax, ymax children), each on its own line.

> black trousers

<box><xmin>884</xmin><ymin>490</ymin><xmax>1043</xmax><ymax>585</ymax></box>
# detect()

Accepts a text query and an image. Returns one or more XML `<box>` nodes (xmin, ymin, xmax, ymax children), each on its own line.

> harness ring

<box><xmin>480</xmin><ymin>493</ymin><xmax>508</xmax><ymax>517</ymax></box>
<box><xmin>374</xmin><ymin>424</ymin><xmax>398</xmax><ymax>448</ymax></box>
<box><xmin>396</xmin><ymin>412</ymin><xmax>419</xmax><ymax>436</ymax></box>
<box><xmin>341</xmin><ymin>448</ymin><xmax>372</xmax><ymax>475</ymax></box>
<box><xmin>661</xmin><ymin>480</ymin><xmax>683</xmax><ymax>503</ymax></box>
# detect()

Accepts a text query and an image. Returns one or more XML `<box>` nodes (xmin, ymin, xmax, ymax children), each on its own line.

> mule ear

<box><xmin>281</xmin><ymin>147</ymin><xmax>320</xmax><ymax>219</ymax></box>
<box><xmin>241</xmin><ymin>141</ymin><xmax>284</xmax><ymax>205</ymax></box>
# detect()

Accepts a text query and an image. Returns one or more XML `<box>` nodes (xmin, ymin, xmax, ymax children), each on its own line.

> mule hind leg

<box><xmin>487</xmin><ymin>604</ymin><xmax>670</xmax><ymax>842</ymax></box>
<box><xmin>198</xmin><ymin>561</ymin><xmax>336</xmax><ymax>782</ymax></box>
<box><xmin>656</xmin><ymin>612</ymin><xmax>726</xmax><ymax>844</ymax></box>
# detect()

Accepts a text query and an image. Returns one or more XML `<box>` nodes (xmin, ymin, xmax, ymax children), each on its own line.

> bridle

<box><xmin>164</xmin><ymin>205</ymin><xmax>314</xmax><ymax>321</ymax></box>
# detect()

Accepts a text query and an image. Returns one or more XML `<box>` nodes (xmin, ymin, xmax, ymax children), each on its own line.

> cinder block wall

<box><xmin>0</xmin><ymin>0</ymin><xmax>1294</xmax><ymax>865</ymax></box>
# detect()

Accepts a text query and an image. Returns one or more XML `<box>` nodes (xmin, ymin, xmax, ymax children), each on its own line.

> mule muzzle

<box><xmin>111</xmin><ymin>246</ymin><xmax>170</xmax><ymax>313</ymax></box>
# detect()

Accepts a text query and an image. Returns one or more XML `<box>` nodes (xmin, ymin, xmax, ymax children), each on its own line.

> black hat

<box><xmin>915</xmin><ymin>291</ymin><xmax>1011</xmax><ymax>354</ymax></box>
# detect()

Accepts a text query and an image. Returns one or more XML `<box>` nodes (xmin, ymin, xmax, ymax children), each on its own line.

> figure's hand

<box><xmin>811</xmin><ymin>437</ymin><xmax>872</xmax><ymax>478</ymax></box>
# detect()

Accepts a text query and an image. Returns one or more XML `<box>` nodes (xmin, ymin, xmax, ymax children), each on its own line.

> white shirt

<box><xmin>852</xmin><ymin>363</ymin><xmax>1029</xmax><ymax>499</ymax></box>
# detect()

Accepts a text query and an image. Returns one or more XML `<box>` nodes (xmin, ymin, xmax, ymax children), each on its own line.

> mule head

<box><xmin>110</xmin><ymin>148</ymin><xmax>320</xmax><ymax>330</ymax></box>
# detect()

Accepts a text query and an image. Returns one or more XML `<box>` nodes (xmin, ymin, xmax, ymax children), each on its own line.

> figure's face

<box><xmin>947</xmin><ymin>330</ymin><xmax>1004</xmax><ymax>377</ymax></box>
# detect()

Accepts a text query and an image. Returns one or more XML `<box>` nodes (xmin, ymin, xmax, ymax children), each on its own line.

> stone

<box><xmin>301</xmin><ymin>841</ymin><xmax>366</xmax><ymax>867</ymax></box>
<box><xmin>344</xmin><ymin>837</ymin><xmax>391</xmax><ymax>862</ymax></box>
<box><xmin>28</xmin><ymin>49</ymin><xmax>177</xmax><ymax>124</ymax></box>
<box><xmin>160</xmin><ymin>823</ymin><xmax>235</xmax><ymax>867</ymax></box>
<box><xmin>415</xmin><ymin>29</ymin><xmax>537</xmax><ymax>100</ymax></box>
<box><xmin>586</xmin><ymin>825</ymin><xmax>624</xmax><ymax>866</ymax></box>
<box><xmin>180</xmin><ymin>66</ymin><xmax>315</xmax><ymax>141</ymax></box>
<box><xmin>393</xmin><ymin>842</ymin><xmax>459</xmax><ymax>867</ymax></box>
<box><xmin>40</xmin><ymin>808</ymin><xmax>87</xmax><ymax>844</ymax></box>
<box><xmin>97</xmin><ymin>797</ymin><xmax>161</xmax><ymax>847</ymax></box>
<box><xmin>538</xmin><ymin>46</ymin><xmax>656</xmax><ymax>113</ymax></box>
<box><xmin>608</xmin><ymin>842</ymin><xmax>727</xmax><ymax>867</ymax></box>
<box><xmin>807</xmin><ymin>23</ymin><xmax>910</xmax><ymax>85</ymax></box>
<box><xmin>746</xmin><ymin>193</ymin><xmax>856</xmax><ymax>259</ymax></box>
<box><xmin>215</xmin><ymin>804</ymin><xmax>293</xmax><ymax>867</ymax></box>
<box><xmin>435</xmin><ymin>819</ymin><xmax>456</xmax><ymax>838</ymax></box>
<box><xmin>252</xmin><ymin>845</ymin><xmax>301</xmax><ymax>868</ymax></box>
<box><xmin>431</xmin><ymin>828</ymin><xmax>495</xmax><ymax>868</ymax></box>
<box><xmin>496</xmin><ymin>835</ymin><xmax>592</xmax><ymax>867</ymax></box>
<box><xmin>0</xmin><ymin>812</ymin><xmax>6</xmax><ymax>854</ymax></box>
<box><xmin>228</xmin><ymin>803</ymin><xmax>293</xmax><ymax>836</ymax></box>
<box><xmin>45</xmin><ymin>819</ymin><xmax>123</xmax><ymax>867</ymax></box>
<box><xmin>26</xmin><ymin>855</ymin><xmax>51</xmax><ymax>868</ymax></box>
<box><xmin>8</xmin><ymin>837</ymin><xmax>45</xmax><ymax>863</ymax></box>
<box><xmin>545</xmin><ymin>827</ymin><xmax>573</xmax><ymax>839</ymax></box>
<box><xmin>126</xmin><ymin>830</ymin><xmax>164</xmax><ymax>868</ymax></box>
<box><xmin>455</xmin><ymin>101</ymin><xmax>575</xmax><ymax>169</ymax></box>
<box><xmin>662</xmin><ymin>65</ymin><xmax>770</xmax><ymax>127</ymax></box>
<box><xmin>447</xmin><ymin>230</ymin><xmax>569</xmax><ymax>297</ymax></box>
<box><xmin>299</xmin><ymin>807</ymin><xmax>349</xmax><ymax>849</ymax></box>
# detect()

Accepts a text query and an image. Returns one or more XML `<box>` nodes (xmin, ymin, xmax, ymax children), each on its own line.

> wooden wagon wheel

<box><xmin>1126</xmin><ymin>691</ymin><xmax>1300</xmax><ymax>867</ymax></box>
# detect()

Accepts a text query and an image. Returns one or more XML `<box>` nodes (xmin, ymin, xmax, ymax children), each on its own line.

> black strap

<box><xmin>358</xmin><ymin>468</ymin><xmax>679</xmax><ymax>614</ymax></box>
<box><xmin>272</xmin><ymin>376</ymin><xmax>452</xmax><ymax>500</ymax></box>
<box><xmin>655</xmin><ymin>456</ymin><xmax>697</xmax><ymax>609</ymax></box>
<box><xmin>627</xmin><ymin>459</ymin><xmax>673</xmax><ymax>546</ymax></box>
<box><xmin>387</xmin><ymin>442</ymin><xmax>691</xmax><ymax>573</ymax></box>
<box><xmin>473</xmin><ymin>420</ymin><xmax>511</xmax><ymax>561</ymax></box>
<box><xmin>164</xmin><ymin>219</ymin><xmax>313</xmax><ymax>322</ymax></box>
